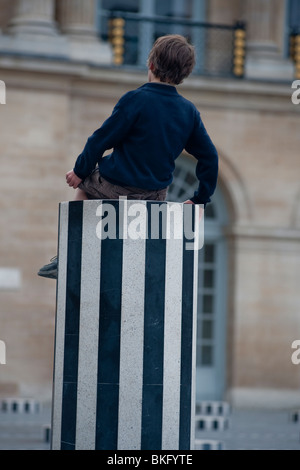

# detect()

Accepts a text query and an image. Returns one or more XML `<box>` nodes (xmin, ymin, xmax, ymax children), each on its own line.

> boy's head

<box><xmin>147</xmin><ymin>35</ymin><xmax>195</xmax><ymax>85</ymax></box>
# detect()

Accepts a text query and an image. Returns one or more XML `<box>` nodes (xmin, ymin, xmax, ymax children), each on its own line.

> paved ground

<box><xmin>195</xmin><ymin>408</ymin><xmax>300</xmax><ymax>450</ymax></box>
<box><xmin>0</xmin><ymin>404</ymin><xmax>299</xmax><ymax>450</ymax></box>
<box><xmin>0</xmin><ymin>404</ymin><xmax>51</xmax><ymax>450</ymax></box>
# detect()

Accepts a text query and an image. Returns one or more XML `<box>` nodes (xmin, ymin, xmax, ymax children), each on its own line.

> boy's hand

<box><xmin>66</xmin><ymin>170</ymin><xmax>82</xmax><ymax>189</ymax></box>
<box><xmin>184</xmin><ymin>200</ymin><xmax>204</xmax><ymax>220</ymax></box>
<box><xmin>184</xmin><ymin>200</ymin><xmax>194</xmax><ymax>204</ymax></box>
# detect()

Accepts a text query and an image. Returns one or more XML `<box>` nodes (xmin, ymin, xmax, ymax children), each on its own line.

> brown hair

<box><xmin>147</xmin><ymin>35</ymin><xmax>195</xmax><ymax>85</ymax></box>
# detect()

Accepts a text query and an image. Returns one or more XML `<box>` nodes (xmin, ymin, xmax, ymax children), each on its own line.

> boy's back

<box><xmin>101</xmin><ymin>83</ymin><xmax>199</xmax><ymax>188</ymax></box>
<box><xmin>74</xmin><ymin>80</ymin><xmax>218</xmax><ymax>205</ymax></box>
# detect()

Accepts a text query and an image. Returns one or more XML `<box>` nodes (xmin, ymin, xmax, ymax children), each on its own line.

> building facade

<box><xmin>0</xmin><ymin>0</ymin><xmax>300</xmax><ymax>409</ymax></box>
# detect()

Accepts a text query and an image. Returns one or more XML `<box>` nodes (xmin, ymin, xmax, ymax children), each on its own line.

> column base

<box><xmin>8</xmin><ymin>21</ymin><xmax>58</xmax><ymax>37</ymax></box>
<box><xmin>0</xmin><ymin>33</ymin><xmax>69</xmax><ymax>59</ymax></box>
<box><xmin>67</xmin><ymin>37</ymin><xmax>112</xmax><ymax>65</ymax></box>
<box><xmin>0</xmin><ymin>33</ymin><xmax>113</xmax><ymax>65</ymax></box>
<box><xmin>245</xmin><ymin>55</ymin><xmax>295</xmax><ymax>81</ymax></box>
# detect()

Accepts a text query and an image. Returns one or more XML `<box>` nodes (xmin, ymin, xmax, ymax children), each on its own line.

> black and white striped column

<box><xmin>51</xmin><ymin>199</ymin><xmax>200</xmax><ymax>450</ymax></box>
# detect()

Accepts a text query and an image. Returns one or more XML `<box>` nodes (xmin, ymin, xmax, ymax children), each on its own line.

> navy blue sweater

<box><xmin>74</xmin><ymin>82</ymin><xmax>218</xmax><ymax>205</ymax></box>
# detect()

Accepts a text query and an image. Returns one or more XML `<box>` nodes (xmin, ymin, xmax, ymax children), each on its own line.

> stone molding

<box><xmin>0</xmin><ymin>0</ymin><xmax>112</xmax><ymax>65</ymax></box>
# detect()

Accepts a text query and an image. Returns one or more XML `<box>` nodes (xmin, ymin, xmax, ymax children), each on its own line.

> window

<box><xmin>97</xmin><ymin>0</ymin><xmax>241</xmax><ymax>78</ymax></box>
<box><xmin>197</xmin><ymin>243</ymin><xmax>217</xmax><ymax>366</ymax></box>
<box><xmin>289</xmin><ymin>0</ymin><xmax>300</xmax><ymax>30</ymax></box>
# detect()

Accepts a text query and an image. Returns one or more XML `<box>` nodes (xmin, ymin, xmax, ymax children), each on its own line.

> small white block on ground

<box><xmin>0</xmin><ymin>268</ymin><xmax>21</xmax><ymax>290</ymax></box>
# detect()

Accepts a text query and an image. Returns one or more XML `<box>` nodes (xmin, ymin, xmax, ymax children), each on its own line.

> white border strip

<box><xmin>117</xmin><ymin>201</ymin><xmax>146</xmax><ymax>450</ymax></box>
<box><xmin>190</xmin><ymin>205</ymin><xmax>200</xmax><ymax>449</ymax></box>
<box><xmin>75</xmin><ymin>201</ymin><xmax>101</xmax><ymax>450</ymax></box>
<box><xmin>162</xmin><ymin>204</ymin><xmax>183</xmax><ymax>450</ymax></box>
<box><xmin>51</xmin><ymin>202</ymin><xmax>69</xmax><ymax>450</ymax></box>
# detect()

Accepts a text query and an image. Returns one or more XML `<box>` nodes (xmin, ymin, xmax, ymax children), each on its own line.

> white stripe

<box><xmin>162</xmin><ymin>203</ymin><xmax>184</xmax><ymax>450</ymax></box>
<box><xmin>190</xmin><ymin>205</ymin><xmax>200</xmax><ymax>450</ymax></box>
<box><xmin>117</xmin><ymin>200</ymin><xmax>146</xmax><ymax>450</ymax></box>
<box><xmin>51</xmin><ymin>202</ymin><xmax>69</xmax><ymax>450</ymax></box>
<box><xmin>75</xmin><ymin>201</ymin><xmax>101</xmax><ymax>450</ymax></box>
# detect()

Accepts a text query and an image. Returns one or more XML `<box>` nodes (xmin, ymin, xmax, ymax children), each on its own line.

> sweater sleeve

<box><xmin>73</xmin><ymin>93</ymin><xmax>135</xmax><ymax>179</ymax></box>
<box><xmin>185</xmin><ymin>110</ymin><xmax>218</xmax><ymax>206</ymax></box>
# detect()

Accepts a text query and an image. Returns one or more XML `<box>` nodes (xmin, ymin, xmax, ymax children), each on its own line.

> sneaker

<box><xmin>37</xmin><ymin>256</ymin><xmax>58</xmax><ymax>279</ymax></box>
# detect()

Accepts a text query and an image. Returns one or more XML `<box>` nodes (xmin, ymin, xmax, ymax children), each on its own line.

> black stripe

<box><xmin>141</xmin><ymin>202</ymin><xmax>167</xmax><ymax>450</ymax></box>
<box><xmin>96</xmin><ymin>201</ymin><xmax>123</xmax><ymax>450</ymax></box>
<box><xmin>61</xmin><ymin>201</ymin><xmax>83</xmax><ymax>449</ymax></box>
<box><xmin>179</xmin><ymin>204</ymin><xmax>196</xmax><ymax>450</ymax></box>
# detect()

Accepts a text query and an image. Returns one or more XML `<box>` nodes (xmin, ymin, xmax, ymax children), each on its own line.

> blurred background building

<box><xmin>0</xmin><ymin>0</ymin><xmax>299</xmax><ymax>410</ymax></box>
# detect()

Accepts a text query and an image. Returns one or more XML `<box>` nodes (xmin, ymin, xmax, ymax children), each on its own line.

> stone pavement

<box><xmin>0</xmin><ymin>404</ymin><xmax>299</xmax><ymax>450</ymax></box>
<box><xmin>0</xmin><ymin>403</ymin><xmax>51</xmax><ymax>450</ymax></box>
<box><xmin>195</xmin><ymin>408</ymin><xmax>300</xmax><ymax>450</ymax></box>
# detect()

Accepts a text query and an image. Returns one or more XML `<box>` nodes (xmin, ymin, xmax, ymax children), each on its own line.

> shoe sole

<box><xmin>37</xmin><ymin>270</ymin><xmax>58</xmax><ymax>280</ymax></box>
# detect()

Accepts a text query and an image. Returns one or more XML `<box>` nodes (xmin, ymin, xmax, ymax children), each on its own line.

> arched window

<box><xmin>168</xmin><ymin>153</ymin><xmax>228</xmax><ymax>401</ymax></box>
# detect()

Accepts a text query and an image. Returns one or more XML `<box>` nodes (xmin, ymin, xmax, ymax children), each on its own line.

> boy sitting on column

<box><xmin>38</xmin><ymin>34</ymin><xmax>218</xmax><ymax>279</ymax></box>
